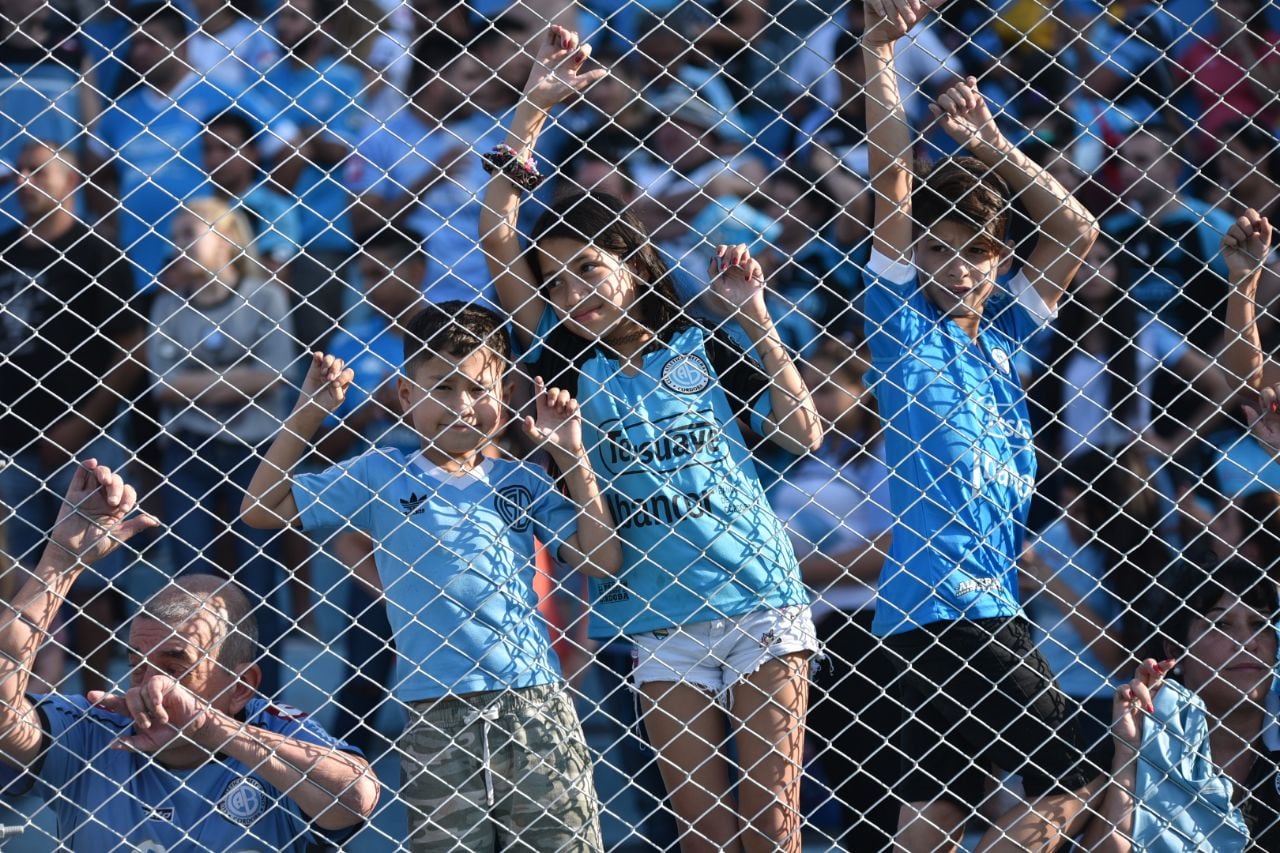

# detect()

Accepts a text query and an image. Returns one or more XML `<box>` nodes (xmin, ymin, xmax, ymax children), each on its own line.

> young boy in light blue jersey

<box><xmin>860</xmin><ymin>0</ymin><xmax>1101</xmax><ymax>849</ymax></box>
<box><xmin>242</xmin><ymin>302</ymin><xmax>617</xmax><ymax>852</ymax></box>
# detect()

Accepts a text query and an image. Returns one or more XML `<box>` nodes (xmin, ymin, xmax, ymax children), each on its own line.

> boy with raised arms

<box><xmin>860</xmin><ymin>0</ymin><xmax>1101</xmax><ymax>847</ymax></box>
<box><xmin>243</xmin><ymin>302</ymin><xmax>616</xmax><ymax>851</ymax></box>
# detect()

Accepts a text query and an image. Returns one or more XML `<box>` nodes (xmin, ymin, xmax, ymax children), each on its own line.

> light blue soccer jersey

<box><xmin>863</xmin><ymin>250</ymin><xmax>1053</xmax><ymax>636</ymax></box>
<box><xmin>292</xmin><ymin>449</ymin><xmax>577</xmax><ymax>701</ymax></box>
<box><xmin>230</xmin><ymin>179</ymin><xmax>303</xmax><ymax>268</ymax></box>
<box><xmin>254</xmin><ymin>55</ymin><xmax>365</xmax><ymax>253</ymax></box>
<box><xmin>530</xmin><ymin>323</ymin><xmax>809</xmax><ymax>639</ymax></box>
<box><xmin>4</xmin><ymin>694</ymin><xmax>357</xmax><ymax>852</ymax></box>
<box><xmin>90</xmin><ymin>73</ymin><xmax>291</xmax><ymax>291</ymax></box>
<box><xmin>345</xmin><ymin>109</ymin><xmax>510</xmax><ymax>306</ymax></box>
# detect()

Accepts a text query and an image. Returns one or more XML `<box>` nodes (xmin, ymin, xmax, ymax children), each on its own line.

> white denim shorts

<box><xmin>630</xmin><ymin>605</ymin><xmax>820</xmax><ymax>697</ymax></box>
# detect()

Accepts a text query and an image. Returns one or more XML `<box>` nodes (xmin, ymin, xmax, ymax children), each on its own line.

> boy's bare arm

<box><xmin>931</xmin><ymin>78</ymin><xmax>1098</xmax><ymax>311</ymax></box>
<box><xmin>863</xmin><ymin>0</ymin><xmax>928</xmax><ymax>263</ymax></box>
<box><xmin>241</xmin><ymin>353</ymin><xmax>353</xmax><ymax>529</ymax></box>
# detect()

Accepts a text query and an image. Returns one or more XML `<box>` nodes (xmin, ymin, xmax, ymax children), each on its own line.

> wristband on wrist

<box><xmin>482</xmin><ymin>144</ymin><xmax>546</xmax><ymax>191</ymax></box>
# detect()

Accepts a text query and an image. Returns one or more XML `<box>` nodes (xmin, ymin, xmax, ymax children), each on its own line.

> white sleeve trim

<box><xmin>1009</xmin><ymin>270</ymin><xmax>1056</xmax><ymax>325</ymax></box>
<box><xmin>867</xmin><ymin>249</ymin><xmax>917</xmax><ymax>285</ymax></box>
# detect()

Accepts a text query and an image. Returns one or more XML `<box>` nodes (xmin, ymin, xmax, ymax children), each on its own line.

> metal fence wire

<box><xmin>0</xmin><ymin>0</ymin><xmax>1279</xmax><ymax>850</ymax></box>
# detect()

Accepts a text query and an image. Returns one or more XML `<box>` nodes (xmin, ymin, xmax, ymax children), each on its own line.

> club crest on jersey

<box><xmin>218</xmin><ymin>777</ymin><xmax>267</xmax><ymax>826</ymax></box>
<box><xmin>990</xmin><ymin>347</ymin><xmax>1011</xmax><ymax>375</ymax></box>
<box><xmin>661</xmin><ymin>354</ymin><xmax>711</xmax><ymax>394</ymax></box>
<box><xmin>264</xmin><ymin>702</ymin><xmax>309</xmax><ymax>721</ymax></box>
<box><xmin>494</xmin><ymin>484</ymin><xmax>533</xmax><ymax>532</ymax></box>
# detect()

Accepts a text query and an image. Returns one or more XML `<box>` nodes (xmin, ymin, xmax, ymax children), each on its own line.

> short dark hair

<box><xmin>1219</xmin><ymin>118</ymin><xmax>1280</xmax><ymax>179</ymax></box>
<box><xmin>403</xmin><ymin>301</ymin><xmax>512</xmax><ymax>374</ymax></box>
<box><xmin>834</xmin><ymin>31</ymin><xmax>860</xmax><ymax>64</ymax></box>
<box><xmin>468</xmin><ymin>26</ymin><xmax>514</xmax><ymax>56</ymax></box>
<box><xmin>1239</xmin><ymin>490</ymin><xmax>1280</xmax><ymax>566</ymax></box>
<box><xmin>912</xmin><ymin>156</ymin><xmax>1011</xmax><ymax>253</ymax></box>
<box><xmin>18</xmin><ymin>138</ymin><xmax>78</xmax><ymax>169</ymax></box>
<box><xmin>358</xmin><ymin>226</ymin><xmax>426</xmax><ymax>265</ymax></box>
<box><xmin>131</xmin><ymin>3</ymin><xmax>190</xmax><ymax>40</ymax></box>
<box><xmin>207</xmin><ymin>110</ymin><xmax>258</xmax><ymax>146</ymax></box>
<box><xmin>1125</xmin><ymin>119</ymin><xmax>1182</xmax><ymax>151</ymax></box>
<box><xmin>1163</xmin><ymin>557</ymin><xmax>1280</xmax><ymax>652</ymax></box>
<box><xmin>562</xmin><ymin>147</ymin><xmax>639</xmax><ymax>200</ymax></box>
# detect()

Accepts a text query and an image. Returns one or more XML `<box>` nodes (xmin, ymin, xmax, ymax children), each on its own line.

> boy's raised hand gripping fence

<box><xmin>0</xmin><ymin>0</ymin><xmax>1279</xmax><ymax>850</ymax></box>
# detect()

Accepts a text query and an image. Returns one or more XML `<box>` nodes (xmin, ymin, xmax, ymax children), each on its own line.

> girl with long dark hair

<box><xmin>480</xmin><ymin>27</ymin><xmax>822</xmax><ymax>853</ymax></box>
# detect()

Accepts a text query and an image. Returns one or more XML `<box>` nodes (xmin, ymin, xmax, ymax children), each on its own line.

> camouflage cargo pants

<box><xmin>401</xmin><ymin>682</ymin><xmax>604</xmax><ymax>852</ymax></box>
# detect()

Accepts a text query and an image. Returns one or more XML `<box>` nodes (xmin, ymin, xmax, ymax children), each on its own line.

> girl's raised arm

<box><xmin>708</xmin><ymin>244</ymin><xmax>823</xmax><ymax>455</ymax></box>
<box><xmin>480</xmin><ymin>26</ymin><xmax>605</xmax><ymax>350</ymax></box>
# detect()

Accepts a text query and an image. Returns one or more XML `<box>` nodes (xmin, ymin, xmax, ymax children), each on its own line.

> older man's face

<box><xmin>127</xmin><ymin>613</ymin><xmax>246</xmax><ymax>716</ymax></box>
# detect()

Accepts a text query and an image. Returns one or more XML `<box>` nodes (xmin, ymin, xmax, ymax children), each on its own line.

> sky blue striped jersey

<box><xmin>863</xmin><ymin>250</ymin><xmax>1053</xmax><ymax>636</ymax></box>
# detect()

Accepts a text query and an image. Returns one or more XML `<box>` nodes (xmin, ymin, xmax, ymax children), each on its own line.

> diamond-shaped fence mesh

<box><xmin>0</xmin><ymin>0</ymin><xmax>1278</xmax><ymax>850</ymax></box>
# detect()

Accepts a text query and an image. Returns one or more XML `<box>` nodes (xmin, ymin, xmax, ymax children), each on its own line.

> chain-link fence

<box><xmin>0</xmin><ymin>0</ymin><xmax>1279</xmax><ymax>850</ymax></box>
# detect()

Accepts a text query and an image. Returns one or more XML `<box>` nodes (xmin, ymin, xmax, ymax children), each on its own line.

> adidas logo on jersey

<box><xmin>400</xmin><ymin>492</ymin><xmax>428</xmax><ymax>515</ymax></box>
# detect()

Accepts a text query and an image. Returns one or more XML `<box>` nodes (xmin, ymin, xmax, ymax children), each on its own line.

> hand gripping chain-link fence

<box><xmin>1</xmin><ymin>0</ymin><xmax>1280</xmax><ymax>851</ymax></box>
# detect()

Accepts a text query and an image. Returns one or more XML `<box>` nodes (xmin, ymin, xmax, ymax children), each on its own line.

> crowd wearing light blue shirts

<box><xmin>2</xmin><ymin>0</ymin><xmax>1279</xmax><ymax>848</ymax></box>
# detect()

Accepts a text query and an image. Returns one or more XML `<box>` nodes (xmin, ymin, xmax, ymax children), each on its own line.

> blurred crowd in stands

<box><xmin>0</xmin><ymin>0</ymin><xmax>1278</xmax><ymax>846</ymax></box>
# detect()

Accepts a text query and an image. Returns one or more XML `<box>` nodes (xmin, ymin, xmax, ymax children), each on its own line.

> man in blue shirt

<box><xmin>0</xmin><ymin>0</ymin><xmax>85</xmax><ymax>232</ymax></box>
<box><xmin>79</xmin><ymin>0</ymin><xmax>136</xmax><ymax>108</ymax></box>
<box><xmin>313</xmin><ymin>227</ymin><xmax>426</xmax><ymax>751</ymax></box>
<box><xmin>204</xmin><ymin>111</ymin><xmax>303</xmax><ymax>277</ymax></box>
<box><xmin>259</xmin><ymin>0</ymin><xmax>366</xmax><ymax>349</ymax></box>
<box><xmin>326</xmin><ymin>228</ymin><xmax>428</xmax><ymax>454</ymax></box>
<box><xmin>1103</xmin><ymin>123</ymin><xmax>1233</xmax><ymax>353</ymax></box>
<box><xmin>0</xmin><ymin>460</ymin><xmax>379</xmax><ymax>850</ymax></box>
<box><xmin>87</xmin><ymin>4</ymin><xmax>294</xmax><ymax>292</ymax></box>
<box><xmin>861</xmin><ymin>1</ymin><xmax>1101</xmax><ymax>849</ymax></box>
<box><xmin>348</xmin><ymin>33</ymin><xmax>517</xmax><ymax>308</ymax></box>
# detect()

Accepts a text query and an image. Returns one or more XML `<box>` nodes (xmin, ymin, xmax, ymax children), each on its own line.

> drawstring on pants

<box><xmin>462</xmin><ymin>705</ymin><xmax>501</xmax><ymax>807</ymax></box>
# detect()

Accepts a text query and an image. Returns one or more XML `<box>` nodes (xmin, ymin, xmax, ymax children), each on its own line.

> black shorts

<box><xmin>884</xmin><ymin>617</ymin><xmax>1092</xmax><ymax>809</ymax></box>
